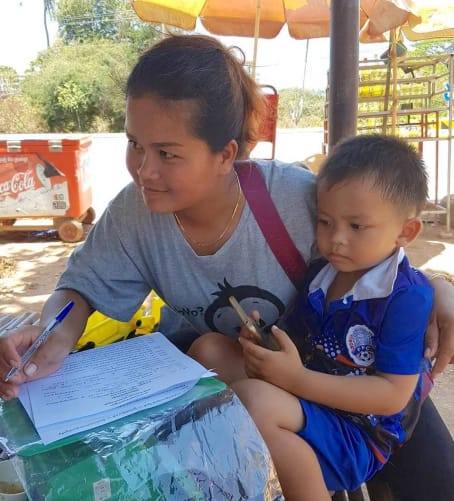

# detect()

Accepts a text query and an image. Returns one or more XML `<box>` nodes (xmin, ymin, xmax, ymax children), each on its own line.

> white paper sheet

<box><xmin>18</xmin><ymin>333</ymin><xmax>215</xmax><ymax>444</ymax></box>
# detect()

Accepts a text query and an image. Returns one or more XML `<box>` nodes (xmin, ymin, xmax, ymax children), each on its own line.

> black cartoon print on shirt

<box><xmin>204</xmin><ymin>279</ymin><xmax>285</xmax><ymax>336</ymax></box>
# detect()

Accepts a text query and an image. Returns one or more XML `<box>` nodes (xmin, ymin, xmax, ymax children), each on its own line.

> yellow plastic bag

<box><xmin>74</xmin><ymin>292</ymin><xmax>165</xmax><ymax>351</ymax></box>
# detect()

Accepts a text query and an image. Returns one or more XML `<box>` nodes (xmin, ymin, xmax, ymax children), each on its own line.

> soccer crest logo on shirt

<box><xmin>346</xmin><ymin>325</ymin><xmax>375</xmax><ymax>367</ymax></box>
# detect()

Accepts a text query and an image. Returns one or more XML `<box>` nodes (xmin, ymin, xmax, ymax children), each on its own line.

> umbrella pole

<box><xmin>252</xmin><ymin>0</ymin><xmax>262</xmax><ymax>80</ymax></box>
<box><xmin>328</xmin><ymin>0</ymin><xmax>359</xmax><ymax>150</ymax></box>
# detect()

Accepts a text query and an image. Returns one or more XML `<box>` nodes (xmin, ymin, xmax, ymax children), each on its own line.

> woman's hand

<box><xmin>238</xmin><ymin>325</ymin><xmax>305</xmax><ymax>392</ymax></box>
<box><xmin>0</xmin><ymin>289</ymin><xmax>92</xmax><ymax>400</ymax></box>
<box><xmin>426</xmin><ymin>277</ymin><xmax>454</xmax><ymax>378</ymax></box>
<box><xmin>0</xmin><ymin>324</ymin><xmax>72</xmax><ymax>400</ymax></box>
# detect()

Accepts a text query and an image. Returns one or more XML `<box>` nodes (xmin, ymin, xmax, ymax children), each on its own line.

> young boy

<box><xmin>188</xmin><ymin>134</ymin><xmax>434</xmax><ymax>500</ymax></box>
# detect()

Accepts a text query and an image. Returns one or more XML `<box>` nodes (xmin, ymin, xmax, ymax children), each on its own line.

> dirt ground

<box><xmin>1</xmin><ymin>221</ymin><xmax>454</xmax><ymax>437</ymax></box>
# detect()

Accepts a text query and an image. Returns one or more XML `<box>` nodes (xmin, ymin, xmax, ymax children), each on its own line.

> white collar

<box><xmin>309</xmin><ymin>248</ymin><xmax>405</xmax><ymax>301</ymax></box>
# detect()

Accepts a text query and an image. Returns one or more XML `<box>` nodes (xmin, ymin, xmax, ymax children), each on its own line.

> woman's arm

<box><xmin>426</xmin><ymin>276</ymin><xmax>454</xmax><ymax>377</ymax></box>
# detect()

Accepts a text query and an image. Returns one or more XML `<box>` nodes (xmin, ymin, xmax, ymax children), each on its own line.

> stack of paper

<box><xmin>19</xmin><ymin>333</ymin><xmax>215</xmax><ymax>445</ymax></box>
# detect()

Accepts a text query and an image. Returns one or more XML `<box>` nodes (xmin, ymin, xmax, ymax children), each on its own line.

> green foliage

<box><xmin>55</xmin><ymin>80</ymin><xmax>89</xmax><ymax>130</ymax></box>
<box><xmin>0</xmin><ymin>66</ymin><xmax>20</xmax><ymax>97</ymax></box>
<box><xmin>277</xmin><ymin>88</ymin><xmax>324</xmax><ymax>128</ymax></box>
<box><xmin>21</xmin><ymin>40</ymin><xmax>136</xmax><ymax>132</ymax></box>
<box><xmin>409</xmin><ymin>39</ymin><xmax>454</xmax><ymax>57</ymax></box>
<box><xmin>0</xmin><ymin>95</ymin><xmax>46</xmax><ymax>133</ymax></box>
<box><xmin>2</xmin><ymin>0</ymin><xmax>163</xmax><ymax>133</ymax></box>
<box><xmin>405</xmin><ymin>41</ymin><xmax>452</xmax><ymax>109</ymax></box>
<box><xmin>405</xmin><ymin>40</ymin><xmax>452</xmax><ymax>82</ymax></box>
<box><xmin>0</xmin><ymin>66</ymin><xmax>19</xmax><ymax>80</ymax></box>
<box><xmin>56</xmin><ymin>0</ymin><xmax>160</xmax><ymax>52</ymax></box>
<box><xmin>57</xmin><ymin>0</ymin><xmax>121</xmax><ymax>42</ymax></box>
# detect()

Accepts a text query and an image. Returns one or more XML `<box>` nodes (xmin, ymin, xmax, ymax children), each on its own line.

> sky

<box><xmin>0</xmin><ymin>0</ymin><xmax>391</xmax><ymax>91</ymax></box>
<box><xmin>0</xmin><ymin>0</ymin><xmax>58</xmax><ymax>73</ymax></box>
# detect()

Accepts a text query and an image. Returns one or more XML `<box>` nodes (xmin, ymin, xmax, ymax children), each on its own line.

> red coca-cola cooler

<box><xmin>0</xmin><ymin>134</ymin><xmax>95</xmax><ymax>242</ymax></box>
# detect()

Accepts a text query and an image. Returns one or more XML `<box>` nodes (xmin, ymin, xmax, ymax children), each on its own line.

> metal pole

<box><xmin>446</xmin><ymin>53</ymin><xmax>453</xmax><ymax>235</ymax></box>
<box><xmin>302</xmin><ymin>39</ymin><xmax>309</xmax><ymax>94</ymax></box>
<box><xmin>328</xmin><ymin>0</ymin><xmax>360</xmax><ymax>151</ymax></box>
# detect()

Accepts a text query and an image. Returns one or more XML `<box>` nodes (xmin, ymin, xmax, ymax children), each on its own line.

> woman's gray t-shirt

<box><xmin>57</xmin><ymin>160</ymin><xmax>317</xmax><ymax>339</ymax></box>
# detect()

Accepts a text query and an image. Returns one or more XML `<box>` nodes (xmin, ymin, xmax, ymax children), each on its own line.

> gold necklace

<box><xmin>174</xmin><ymin>171</ymin><xmax>243</xmax><ymax>248</ymax></box>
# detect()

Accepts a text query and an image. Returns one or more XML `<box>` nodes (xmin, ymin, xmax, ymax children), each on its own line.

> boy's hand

<box><xmin>238</xmin><ymin>320</ymin><xmax>261</xmax><ymax>343</ymax></box>
<box><xmin>238</xmin><ymin>325</ymin><xmax>305</xmax><ymax>392</ymax></box>
<box><xmin>237</xmin><ymin>309</ymin><xmax>280</xmax><ymax>350</ymax></box>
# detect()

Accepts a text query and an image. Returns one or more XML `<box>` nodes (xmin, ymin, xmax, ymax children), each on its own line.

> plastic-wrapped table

<box><xmin>0</xmin><ymin>377</ymin><xmax>283</xmax><ymax>500</ymax></box>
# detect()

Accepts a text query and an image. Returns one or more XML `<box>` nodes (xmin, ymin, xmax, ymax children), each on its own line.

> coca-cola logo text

<box><xmin>0</xmin><ymin>170</ymin><xmax>36</xmax><ymax>196</ymax></box>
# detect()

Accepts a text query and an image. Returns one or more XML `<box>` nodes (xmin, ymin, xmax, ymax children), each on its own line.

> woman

<box><xmin>0</xmin><ymin>34</ymin><xmax>453</xmax><ymax>499</ymax></box>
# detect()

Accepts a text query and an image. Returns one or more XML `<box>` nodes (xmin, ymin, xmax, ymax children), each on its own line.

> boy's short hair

<box><xmin>317</xmin><ymin>134</ymin><xmax>428</xmax><ymax>215</ymax></box>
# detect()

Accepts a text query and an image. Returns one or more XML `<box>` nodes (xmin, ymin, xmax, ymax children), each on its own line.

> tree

<box><xmin>0</xmin><ymin>95</ymin><xmax>45</xmax><ymax>133</ymax></box>
<box><xmin>0</xmin><ymin>66</ymin><xmax>20</xmax><ymax>97</ymax></box>
<box><xmin>55</xmin><ymin>80</ymin><xmax>88</xmax><ymax>130</ymax></box>
<box><xmin>55</xmin><ymin>0</ymin><xmax>160</xmax><ymax>52</ymax></box>
<box><xmin>43</xmin><ymin>0</ymin><xmax>56</xmax><ymax>48</ymax></box>
<box><xmin>12</xmin><ymin>0</ymin><xmax>166</xmax><ymax>132</ymax></box>
<box><xmin>277</xmin><ymin>88</ymin><xmax>324</xmax><ymax>128</ymax></box>
<box><xmin>21</xmin><ymin>40</ymin><xmax>136</xmax><ymax>132</ymax></box>
<box><xmin>409</xmin><ymin>39</ymin><xmax>454</xmax><ymax>57</ymax></box>
<box><xmin>406</xmin><ymin>39</ymin><xmax>454</xmax><ymax>109</ymax></box>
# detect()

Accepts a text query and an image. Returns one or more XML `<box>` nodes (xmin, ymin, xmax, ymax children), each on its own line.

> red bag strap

<box><xmin>235</xmin><ymin>160</ymin><xmax>307</xmax><ymax>289</ymax></box>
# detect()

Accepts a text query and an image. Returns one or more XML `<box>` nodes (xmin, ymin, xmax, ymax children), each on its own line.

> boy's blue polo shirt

<box><xmin>284</xmin><ymin>248</ymin><xmax>434</xmax><ymax>462</ymax></box>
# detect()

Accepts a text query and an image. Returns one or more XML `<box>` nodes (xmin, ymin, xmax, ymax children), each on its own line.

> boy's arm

<box><xmin>239</xmin><ymin>284</ymin><xmax>432</xmax><ymax>416</ymax></box>
<box><xmin>240</xmin><ymin>328</ymin><xmax>419</xmax><ymax>415</ymax></box>
<box><xmin>288</xmin><ymin>364</ymin><xmax>419</xmax><ymax>415</ymax></box>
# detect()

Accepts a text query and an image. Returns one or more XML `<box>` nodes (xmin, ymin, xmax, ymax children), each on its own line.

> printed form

<box><xmin>19</xmin><ymin>333</ymin><xmax>215</xmax><ymax>444</ymax></box>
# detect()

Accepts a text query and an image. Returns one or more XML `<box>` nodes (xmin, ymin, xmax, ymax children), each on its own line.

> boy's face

<box><xmin>316</xmin><ymin>176</ymin><xmax>411</xmax><ymax>273</ymax></box>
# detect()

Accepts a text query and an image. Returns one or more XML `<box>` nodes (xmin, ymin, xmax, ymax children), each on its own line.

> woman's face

<box><xmin>125</xmin><ymin>95</ymin><xmax>230</xmax><ymax>213</ymax></box>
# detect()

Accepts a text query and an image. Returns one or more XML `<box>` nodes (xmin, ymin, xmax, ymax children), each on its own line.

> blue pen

<box><xmin>4</xmin><ymin>300</ymin><xmax>75</xmax><ymax>382</ymax></box>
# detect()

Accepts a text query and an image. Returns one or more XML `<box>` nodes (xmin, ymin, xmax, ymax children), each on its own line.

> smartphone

<box><xmin>228</xmin><ymin>296</ymin><xmax>280</xmax><ymax>351</ymax></box>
